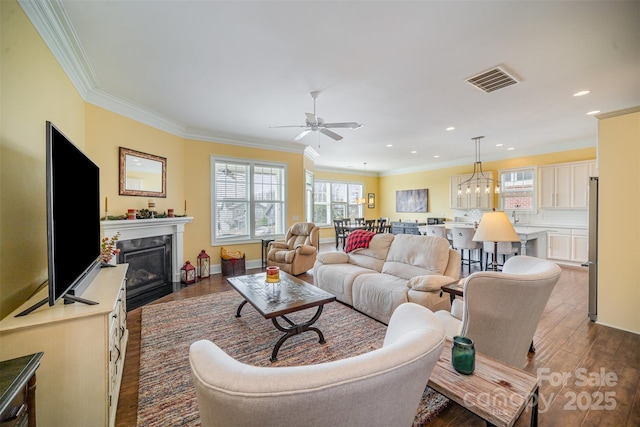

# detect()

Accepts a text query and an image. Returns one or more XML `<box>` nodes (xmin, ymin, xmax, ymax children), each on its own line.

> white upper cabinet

<box><xmin>538</xmin><ymin>160</ymin><xmax>596</xmax><ymax>209</ymax></box>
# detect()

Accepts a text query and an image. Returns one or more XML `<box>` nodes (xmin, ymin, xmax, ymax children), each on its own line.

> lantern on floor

<box><xmin>180</xmin><ymin>260</ymin><xmax>197</xmax><ymax>284</ymax></box>
<box><xmin>197</xmin><ymin>249</ymin><xmax>211</xmax><ymax>279</ymax></box>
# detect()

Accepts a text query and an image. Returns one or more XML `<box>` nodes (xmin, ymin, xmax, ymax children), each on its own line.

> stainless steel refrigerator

<box><xmin>583</xmin><ymin>177</ymin><xmax>599</xmax><ymax>321</ymax></box>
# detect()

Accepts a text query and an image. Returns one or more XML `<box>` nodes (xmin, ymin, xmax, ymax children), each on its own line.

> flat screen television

<box><xmin>17</xmin><ymin>122</ymin><xmax>101</xmax><ymax>316</ymax></box>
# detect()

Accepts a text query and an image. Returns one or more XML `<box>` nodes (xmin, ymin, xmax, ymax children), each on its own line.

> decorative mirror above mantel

<box><xmin>119</xmin><ymin>147</ymin><xmax>166</xmax><ymax>197</ymax></box>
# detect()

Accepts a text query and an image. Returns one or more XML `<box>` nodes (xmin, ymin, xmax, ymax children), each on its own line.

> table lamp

<box><xmin>472</xmin><ymin>211</ymin><xmax>520</xmax><ymax>271</ymax></box>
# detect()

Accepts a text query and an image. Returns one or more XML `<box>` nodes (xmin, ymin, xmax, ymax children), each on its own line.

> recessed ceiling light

<box><xmin>496</xmin><ymin>143</ymin><xmax>503</xmax><ymax>147</ymax></box>
<box><xmin>446</xmin><ymin>127</ymin><xmax>455</xmax><ymax>131</ymax></box>
<box><xmin>507</xmin><ymin>147</ymin><xmax>515</xmax><ymax>151</ymax></box>
<box><xmin>573</xmin><ymin>90</ymin><xmax>590</xmax><ymax>97</ymax></box>
<box><xmin>434</xmin><ymin>155</ymin><xmax>440</xmax><ymax>158</ymax></box>
<box><xmin>410</xmin><ymin>150</ymin><xmax>417</xmax><ymax>154</ymax></box>
<box><xmin>587</xmin><ymin>110</ymin><xmax>600</xmax><ymax>115</ymax></box>
<box><xmin>386</xmin><ymin>144</ymin><xmax>393</xmax><ymax>147</ymax></box>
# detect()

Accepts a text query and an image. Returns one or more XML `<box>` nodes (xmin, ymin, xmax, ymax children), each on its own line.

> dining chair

<box><xmin>354</xmin><ymin>217</ymin><xmax>365</xmax><ymax>226</ymax></box>
<box><xmin>452</xmin><ymin>227</ymin><xmax>482</xmax><ymax>274</ymax></box>
<box><xmin>376</xmin><ymin>218</ymin><xmax>388</xmax><ymax>233</ymax></box>
<box><xmin>333</xmin><ymin>219</ymin><xmax>349</xmax><ymax>249</ymax></box>
<box><xmin>365</xmin><ymin>219</ymin><xmax>377</xmax><ymax>231</ymax></box>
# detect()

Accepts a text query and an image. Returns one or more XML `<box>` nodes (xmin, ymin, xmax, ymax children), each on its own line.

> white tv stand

<box><xmin>0</xmin><ymin>264</ymin><xmax>129</xmax><ymax>427</ymax></box>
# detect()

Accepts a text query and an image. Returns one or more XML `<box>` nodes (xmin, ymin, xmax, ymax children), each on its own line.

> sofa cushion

<box><xmin>352</xmin><ymin>274</ymin><xmax>410</xmax><ymax>325</ymax></box>
<box><xmin>348</xmin><ymin>233</ymin><xmax>394</xmax><ymax>272</ymax></box>
<box><xmin>314</xmin><ymin>264</ymin><xmax>376</xmax><ymax>306</ymax></box>
<box><xmin>407</xmin><ymin>275</ymin><xmax>455</xmax><ymax>292</ymax></box>
<box><xmin>382</xmin><ymin>235</ymin><xmax>450</xmax><ymax>279</ymax></box>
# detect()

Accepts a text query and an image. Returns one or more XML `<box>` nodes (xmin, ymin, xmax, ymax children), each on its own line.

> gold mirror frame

<box><xmin>119</xmin><ymin>147</ymin><xmax>167</xmax><ymax>197</ymax></box>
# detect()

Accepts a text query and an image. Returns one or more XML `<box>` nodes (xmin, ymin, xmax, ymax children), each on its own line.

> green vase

<box><xmin>452</xmin><ymin>336</ymin><xmax>475</xmax><ymax>375</ymax></box>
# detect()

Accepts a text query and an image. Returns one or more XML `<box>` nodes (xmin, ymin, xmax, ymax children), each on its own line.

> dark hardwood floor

<box><xmin>115</xmin><ymin>244</ymin><xmax>640</xmax><ymax>426</ymax></box>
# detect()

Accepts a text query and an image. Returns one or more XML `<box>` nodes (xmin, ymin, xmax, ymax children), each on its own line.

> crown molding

<box><xmin>18</xmin><ymin>0</ymin><xmax>307</xmax><ymax>156</ymax></box>
<box><xmin>19</xmin><ymin>0</ymin><xmax>99</xmax><ymax>98</ymax></box>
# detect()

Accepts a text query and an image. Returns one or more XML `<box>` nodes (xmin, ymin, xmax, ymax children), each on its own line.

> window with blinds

<box><xmin>211</xmin><ymin>158</ymin><xmax>286</xmax><ymax>243</ymax></box>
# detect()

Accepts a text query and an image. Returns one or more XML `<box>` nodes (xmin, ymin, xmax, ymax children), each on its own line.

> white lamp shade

<box><xmin>472</xmin><ymin>211</ymin><xmax>520</xmax><ymax>242</ymax></box>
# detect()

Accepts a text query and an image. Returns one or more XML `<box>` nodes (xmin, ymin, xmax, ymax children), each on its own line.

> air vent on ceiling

<box><xmin>466</xmin><ymin>66</ymin><xmax>519</xmax><ymax>93</ymax></box>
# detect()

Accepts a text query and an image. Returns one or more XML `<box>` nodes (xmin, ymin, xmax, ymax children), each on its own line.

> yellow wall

<box><xmin>378</xmin><ymin>148</ymin><xmax>596</xmax><ymax>223</ymax></box>
<box><xmin>182</xmin><ymin>138</ymin><xmax>305</xmax><ymax>266</ymax></box>
<box><xmin>597</xmin><ymin>109</ymin><xmax>640</xmax><ymax>334</ymax></box>
<box><xmin>0</xmin><ymin>0</ymin><xmax>85</xmax><ymax>318</ymax></box>
<box><xmin>85</xmin><ymin>104</ymin><xmax>185</xmax><ymax>217</ymax></box>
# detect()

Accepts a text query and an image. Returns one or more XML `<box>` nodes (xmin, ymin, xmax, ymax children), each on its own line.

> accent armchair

<box><xmin>189</xmin><ymin>302</ymin><xmax>445</xmax><ymax>427</ymax></box>
<box><xmin>434</xmin><ymin>255</ymin><xmax>562</xmax><ymax>367</ymax></box>
<box><xmin>267</xmin><ymin>222</ymin><xmax>319</xmax><ymax>275</ymax></box>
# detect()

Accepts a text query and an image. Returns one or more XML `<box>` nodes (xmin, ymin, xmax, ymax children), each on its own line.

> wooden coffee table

<box><xmin>428</xmin><ymin>339</ymin><xmax>539</xmax><ymax>427</ymax></box>
<box><xmin>226</xmin><ymin>271</ymin><xmax>336</xmax><ymax>362</ymax></box>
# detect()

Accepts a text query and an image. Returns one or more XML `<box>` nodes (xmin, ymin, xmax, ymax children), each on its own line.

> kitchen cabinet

<box><xmin>547</xmin><ymin>228</ymin><xmax>588</xmax><ymax>264</ymax></box>
<box><xmin>538</xmin><ymin>160</ymin><xmax>596</xmax><ymax>209</ymax></box>
<box><xmin>571</xmin><ymin>229</ymin><xmax>588</xmax><ymax>263</ymax></box>
<box><xmin>450</xmin><ymin>174</ymin><xmax>494</xmax><ymax>210</ymax></box>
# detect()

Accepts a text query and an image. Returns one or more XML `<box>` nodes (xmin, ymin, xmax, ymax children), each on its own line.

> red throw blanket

<box><xmin>344</xmin><ymin>229</ymin><xmax>376</xmax><ymax>253</ymax></box>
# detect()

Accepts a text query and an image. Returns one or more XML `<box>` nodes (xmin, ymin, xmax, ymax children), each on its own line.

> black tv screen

<box><xmin>46</xmin><ymin>121</ymin><xmax>101</xmax><ymax>305</ymax></box>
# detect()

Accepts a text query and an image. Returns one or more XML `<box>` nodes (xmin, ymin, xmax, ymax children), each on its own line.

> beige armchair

<box><xmin>189</xmin><ymin>302</ymin><xmax>445</xmax><ymax>427</ymax></box>
<box><xmin>267</xmin><ymin>222</ymin><xmax>319</xmax><ymax>275</ymax></box>
<box><xmin>434</xmin><ymin>255</ymin><xmax>562</xmax><ymax>367</ymax></box>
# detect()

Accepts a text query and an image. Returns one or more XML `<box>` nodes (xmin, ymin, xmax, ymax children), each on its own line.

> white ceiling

<box><xmin>27</xmin><ymin>0</ymin><xmax>640</xmax><ymax>174</ymax></box>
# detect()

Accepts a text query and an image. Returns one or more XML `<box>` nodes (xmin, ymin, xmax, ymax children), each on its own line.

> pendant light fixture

<box><xmin>458</xmin><ymin>136</ymin><xmax>500</xmax><ymax>196</ymax></box>
<box><xmin>356</xmin><ymin>162</ymin><xmax>368</xmax><ymax>204</ymax></box>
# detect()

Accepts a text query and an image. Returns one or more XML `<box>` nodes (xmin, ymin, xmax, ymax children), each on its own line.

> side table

<box><xmin>441</xmin><ymin>280</ymin><xmax>464</xmax><ymax>304</ymax></box>
<box><xmin>0</xmin><ymin>352</ymin><xmax>44</xmax><ymax>427</ymax></box>
<box><xmin>428</xmin><ymin>340</ymin><xmax>539</xmax><ymax>427</ymax></box>
<box><xmin>261</xmin><ymin>239</ymin><xmax>275</xmax><ymax>268</ymax></box>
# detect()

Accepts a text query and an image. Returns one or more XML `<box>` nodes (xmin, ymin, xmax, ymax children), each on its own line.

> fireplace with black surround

<box><xmin>117</xmin><ymin>235</ymin><xmax>181</xmax><ymax>310</ymax></box>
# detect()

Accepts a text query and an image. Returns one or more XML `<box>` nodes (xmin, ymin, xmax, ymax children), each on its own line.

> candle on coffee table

<box><xmin>266</xmin><ymin>266</ymin><xmax>280</xmax><ymax>283</ymax></box>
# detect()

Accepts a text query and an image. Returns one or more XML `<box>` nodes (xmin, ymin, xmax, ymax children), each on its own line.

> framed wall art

<box><xmin>396</xmin><ymin>188</ymin><xmax>428</xmax><ymax>213</ymax></box>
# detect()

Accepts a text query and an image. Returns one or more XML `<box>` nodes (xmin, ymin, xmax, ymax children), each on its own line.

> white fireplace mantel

<box><xmin>101</xmin><ymin>217</ymin><xmax>193</xmax><ymax>282</ymax></box>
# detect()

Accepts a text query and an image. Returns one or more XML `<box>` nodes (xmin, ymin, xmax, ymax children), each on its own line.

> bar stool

<box><xmin>424</xmin><ymin>225</ymin><xmax>447</xmax><ymax>238</ymax></box>
<box><xmin>452</xmin><ymin>227</ymin><xmax>483</xmax><ymax>274</ymax></box>
<box><xmin>482</xmin><ymin>241</ymin><xmax>518</xmax><ymax>271</ymax></box>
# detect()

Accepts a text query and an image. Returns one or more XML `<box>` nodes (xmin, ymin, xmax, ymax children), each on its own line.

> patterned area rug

<box><xmin>137</xmin><ymin>290</ymin><xmax>448</xmax><ymax>426</ymax></box>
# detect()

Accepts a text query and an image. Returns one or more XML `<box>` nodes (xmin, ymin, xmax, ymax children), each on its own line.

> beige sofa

<box><xmin>313</xmin><ymin>233</ymin><xmax>461</xmax><ymax>324</ymax></box>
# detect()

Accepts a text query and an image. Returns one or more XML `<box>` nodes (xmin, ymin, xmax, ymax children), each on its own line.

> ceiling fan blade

<box><xmin>322</xmin><ymin>122</ymin><xmax>363</xmax><ymax>129</ymax></box>
<box><xmin>319</xmin><ymin>128</ymin><xmax>343</xmax><ymax>141</ymax></box>
<box><xmin>294</xmin><ymin>129</ymin><xmax>312</xmax><ymax>141</ymax></box>
<box><xmin>269</xmin><ymin>125</ymin><xmax>306</xmax><ymax>128</ymax></box>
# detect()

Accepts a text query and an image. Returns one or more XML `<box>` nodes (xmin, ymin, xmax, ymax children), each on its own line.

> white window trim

<box><xmin>313</xmin><ymin>179</ymin><xmax>364</xmax><ymax>227</ymax></box>
<box><xmin>210</xmin><ymin>155</ymin><xmax>288</xmax><ymax>245</ymax></box>
<box><xmin>498</xmin><ymin>166</ymin><xmax>537</xmax><ymax>212</ymax></box>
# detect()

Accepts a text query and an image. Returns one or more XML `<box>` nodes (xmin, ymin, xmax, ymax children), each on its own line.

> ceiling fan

<box><xmin>271</xmin><ymin>91</ymin><xmax>363</xmax><ymax>141</ymax></box>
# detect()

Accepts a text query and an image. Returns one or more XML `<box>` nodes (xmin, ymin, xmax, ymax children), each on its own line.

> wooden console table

<box><xmin>0</xmin><ymin>352</ymin><xmax>43</xmax><ymax>427</ymax></box>
<box><xmin>428</xmin><ymin>339</ymin><xmax>539</xmax><ymax>427</ymax></box>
